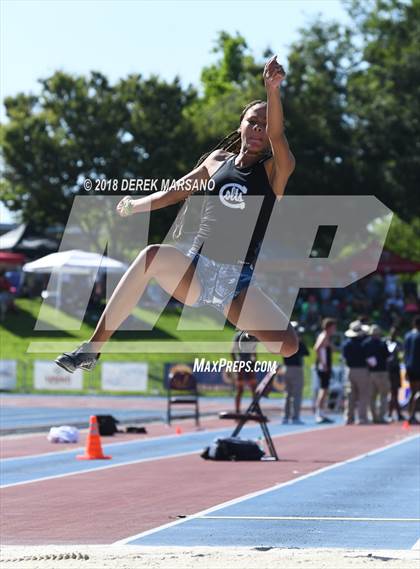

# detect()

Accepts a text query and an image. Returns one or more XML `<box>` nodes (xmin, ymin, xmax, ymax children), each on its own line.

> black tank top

<box><xmin>189</xmin><ymin>155</ymin><xmax>275</xmax><ymax>264</ymax></box>
<box><xmin>316</xmin><ymin>345</ymin><xmax>332</xmax><ymax>373</ymax></box>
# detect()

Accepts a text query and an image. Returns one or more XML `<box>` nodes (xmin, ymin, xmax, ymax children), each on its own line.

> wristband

<box><xmin>122</xmin><ymin>199</ymin><xmax>133</xmax><ymax>216</ymax></box>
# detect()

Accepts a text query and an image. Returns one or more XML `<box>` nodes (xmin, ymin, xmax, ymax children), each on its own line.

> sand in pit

<box><xmin>1</xmin><ymin>546</ymin><xmax>419</xmax><ymax>569</ymax></box>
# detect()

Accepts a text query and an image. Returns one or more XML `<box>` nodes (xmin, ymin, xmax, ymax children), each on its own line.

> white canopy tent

<box><xmin>23</xmin><ymin>249</ymin><xmax>128</xmax><ymax>309</ymax></box>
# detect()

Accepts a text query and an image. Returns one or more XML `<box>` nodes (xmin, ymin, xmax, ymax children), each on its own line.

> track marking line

<box><xmin>0</xmin><ymin>420</ymin><xmax>338</xmax><ymax>465</ymax></box>
<box><xmin>0</xmin><ymin>422</ymin><xmax>340</xmax><ymax>488</ymax></box>
<box><xmin>0</xmin><ymin>414</ymin><xmax>216</xmax><ymax>435</ymax></box>
<box><xmin>411</xmin><ymin>538</ymin><xmax>420</xmax><ymax>550</ymax></box>
<box><xmin>0</xmin><ymin>450</ymin><xmax>197</xmax><ymax>489</ymax></box>
<box><xmin>0</xmin><ymin>417</ymin><xmax>233</xmax><ymax>463</ymax></box>
<box><xmin>0</xmin><ymin>422</ymin><xmax>256</xmax><ymax>463</ymax></box>
<box><xmin>197</xmin><ymin>515</ymin><xmax>420</xmax><ymax>522</ymax></box>
<box><xmin>112</xmin><ymin>433</ymin><xmax>420</xmax><ymax>545</ymax></box>
<box><xmin>0</xmin><ymin>428</ymin><xmax>221</xmax><ymax>463</ymax></box>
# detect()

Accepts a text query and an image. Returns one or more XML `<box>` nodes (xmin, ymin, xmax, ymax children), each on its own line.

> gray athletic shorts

<box><xmin>186</xmin><ymin>250</ymin><xmax>255</xmax><ymax>313</ymax></box>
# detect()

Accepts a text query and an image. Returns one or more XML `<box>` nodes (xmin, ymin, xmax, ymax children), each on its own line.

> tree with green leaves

<box><xmin>345</xmin><ymin>0</ymin><xmax>420</xmax><ymax>222</ymax></box>
<box><xmin>1</xmin><ymin>71</ymin><xmax>197</xmax><ymax>249</ymax></box>
<box><xmin>282</xmin><ymin>20</ymin><xmax>356</xmax><ymax>200</ymax></box>
<box><xmin>186</xmin><ymin>31</ymin><xmax>269</xmax><ymax>156</ymax></box>
<box><xmin>2</xmin><ymin>0</ymin><xmax>419</xmax><ymax>247</ymax></box>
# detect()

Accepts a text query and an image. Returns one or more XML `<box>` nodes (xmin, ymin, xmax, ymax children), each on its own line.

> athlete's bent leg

<box><xmin>89</xmin><ymin>244</ymin><xmax>201</xmax><ymax>350</ymax></box>
<box><xmin>55</xmin><ymin>246</ymin><xmax>202</xmax><ymax>372</ymax></box>
<box><xmin>224</xmin><ymin>287</ymin><xmax>298</xmax><ymax>358</ymax></box>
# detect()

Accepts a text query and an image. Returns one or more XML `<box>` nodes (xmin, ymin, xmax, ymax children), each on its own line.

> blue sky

<box><xmin>1</xmin><ymin>0</ymin><xmax>350</xmax><ymax>223</ymax></box>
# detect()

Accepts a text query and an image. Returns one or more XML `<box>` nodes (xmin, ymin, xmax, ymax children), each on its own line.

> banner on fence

<box><xmin>0</xmin><ymin>360</ymin><xmax>17</xmax><ymax>390</ymax></box>
<box><xmin>34</xmin><ymin>361</ymin><xmax>83</xmax><ymax>390</ymax></box>
<box><xmin>164</xmin><ymin>362</ymin><xmax>231</xmax><ymax>391</ymax></box>
<box><xmin>163</xmin><ymin>362</ymin><xmax>276</xmax><ymax>391</ymax></box>
<box><xmin>101</xmin><ymin>362</ymin><xmax>148</xmax><ymax>392</ymax></box>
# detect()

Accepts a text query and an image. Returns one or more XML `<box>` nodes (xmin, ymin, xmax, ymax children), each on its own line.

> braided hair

<box><xmin>173</xmin><ymin>100</ymin><xmax>270</xmax><ymax>239</ymax></box>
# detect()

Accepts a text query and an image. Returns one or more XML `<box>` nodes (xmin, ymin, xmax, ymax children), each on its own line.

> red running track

<box><xmin>1</xmin><ymin>423</ymin><xmax>417</xmax><ymax>545</ymax></box>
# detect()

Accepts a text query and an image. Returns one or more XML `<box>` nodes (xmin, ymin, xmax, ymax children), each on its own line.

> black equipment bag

<box><xmin>96</xmin><ymin>415</ymin><xmax>119</xmax><ymax>436</ymax></box>
<box><xmin>201</xmin><ymin>437</ymin><xmax>265</xmax><ymax>461</ymax></box>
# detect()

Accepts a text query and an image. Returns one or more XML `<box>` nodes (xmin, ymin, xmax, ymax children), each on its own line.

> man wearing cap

<box><xmin>342</xmin><ymin>320</ymin><xmax>371</xmax><ymax>424</ymax></box>
<box><xmin>282</xmin><ymin>322</ymin><xmax>309</xmax><ymax>425</ymax></box>
<box><xmin>362</xmin><ymin>325</ymin><xmax>391</xmax><ymax>423</ymax></box>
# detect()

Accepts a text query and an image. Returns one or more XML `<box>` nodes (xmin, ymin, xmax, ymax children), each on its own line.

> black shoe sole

<box><xmin>55</xmin><ymin>355</ymin><xmax>76</xmax><ymax>374</ymax></box>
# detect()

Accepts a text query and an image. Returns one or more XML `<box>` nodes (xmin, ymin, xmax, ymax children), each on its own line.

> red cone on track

<box><xmin>402</xmin><ymin>420</ymin><xmax>410</xmax><ymax>431</ymax></box>
<box><xmin>77</xmin><ymin>416</ymin><xmax>112</xmax><ymax>460</ymax></box>
<box><xmin>175</xmin><ymin>426</ymin><xmax>182</xmax><ymax>435</ymax></box>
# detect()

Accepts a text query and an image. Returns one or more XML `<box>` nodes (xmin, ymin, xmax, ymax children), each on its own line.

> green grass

<box><xmin>1</xmin><ymin>298</ymin><xmax>238</xmax><ymax>394</ymax></box>
<box><xmin>0</xmin><ymin>298</ymin><xmax>339</xmax><ymax>398</ymax></box>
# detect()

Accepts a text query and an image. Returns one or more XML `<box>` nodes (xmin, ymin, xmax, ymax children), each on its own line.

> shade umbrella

<box><xmin>0</xmin><ymin>252</ymin><xmax>26</xmax><ymax>270</ymax></box>
<box><xmin>22</xmin><ymin>249</ymin><xmax>128</xmax><ymax>308</ymax></box>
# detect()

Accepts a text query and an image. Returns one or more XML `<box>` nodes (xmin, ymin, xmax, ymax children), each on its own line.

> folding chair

<box><xmin>167</xmin><ymin>370</ymin><xmax>200</xmax><ymax>426</ymax></box>
<box><xmin>219</xmin><ymin>368</ymin><xmax>279</xmax><ymax>460</ymax></box>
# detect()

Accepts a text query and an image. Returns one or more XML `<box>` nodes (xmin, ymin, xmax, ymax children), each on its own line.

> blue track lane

<box><xmin>0</xmin><ymin>395</ymin><xmax>258</xmax><ymax>431</ymax></box>
<box><xmin>1</xmin><ymin>420</ymin><xmax>339</xmax><ymax>486</ymax></box>
<box><xmin>125</xmin><ymin>436</ymin><xmax>420</xmax><ymax>550</ymax></box>
<box><xmin>0</xmin><ymin>407</ymin><xmax>165</xmax><ymax>429</ymax></box>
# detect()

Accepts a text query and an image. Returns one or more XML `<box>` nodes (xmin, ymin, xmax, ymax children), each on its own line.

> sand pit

<box><xmin>1</xmin><ymin>545</ymin><xmax>419</xmax><ymax>569</ymax></box>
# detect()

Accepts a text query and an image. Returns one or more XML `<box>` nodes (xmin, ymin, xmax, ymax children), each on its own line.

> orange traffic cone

<box><xmin>402</xmin><ymin>420</ymin><xmax>411</xmax><ymax>431</ymax></box>
<box><xmin>77</xmin><ymin>416</ymin><xmax>112</xmax><ymax>460</ymax></box>
<box><xmin>175</xmin><ymin>426</ymin><xmax>182</xmax><ymax>435</ymax></box>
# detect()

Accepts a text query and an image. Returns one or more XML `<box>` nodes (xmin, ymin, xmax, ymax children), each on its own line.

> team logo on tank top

<box><xmin>219</xmin><ymin>183</ymin><xmax>247</xmax><ymax>210</ymax></box>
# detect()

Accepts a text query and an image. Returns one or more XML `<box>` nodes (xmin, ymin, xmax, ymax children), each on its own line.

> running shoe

<box><xmin>282</xmin><ymin>417</ymin><xmax>289</xmax><ymax>425</ymax></box>
<box><xmin>316</xmin><ymin>416</ymin><xmax>334</xmax><ymax>424</ymax></box>
<box><xmin>238</xmin><ymin>330</ymin><xmax>250</xmax><ymax>352</ymax></box>
<box><xmin>55</xmin><ymin>342</ymin><xmax>100</xmax><ymax>373</ymax></box>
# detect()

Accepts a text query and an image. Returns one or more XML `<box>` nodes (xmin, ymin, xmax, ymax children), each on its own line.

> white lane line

<box><xmin>411</xmin><ymin>538</ymin><xmax>420</xmax><ymax>550</ymax></box>
<box><xmin>113</xmin><ymin>434</ymin><xmax>420</xmax><ymax>545</ymax></box>
<box><xmin>0</xmin><ymin>413</ymin><xmax>221</xmax><ymax>442</ymax></box>
<box><xmin>0</xmin><ymin>427</ymin><xmax>226</xmax><ymax>463</ymax></box>
<box><xmin>0</xmin><ymin>420</ymin><xmax>338</xmax><ymax>463</ymax></box>
<box><xmin>0</xmin><ymin>417</ymin><xmax>258</xmax><ymax>463</ymax></box>
<box><xmin>0</xmin><ymin>450</ymin><xmax>198</xmax><ymax>489</ymax></box>
<box><xmin>0</xmin><ymin>422</ymin><xmax>339</xmax><ymax>488</ymax></box>
<box><xmin>197</xmin><ymin>515</ymin><xmax>420</xmax><ymax>522</ymax></box>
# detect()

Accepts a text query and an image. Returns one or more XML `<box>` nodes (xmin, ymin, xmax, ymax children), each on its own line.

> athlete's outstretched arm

<box><xmin>263</xmin><ymin>56</ymin><xmax>295</xmax><ymax>197</ymax></box>
<box><xmin>116</xmin><ymin>161</ymin><xmax>211</xmax><ymax>217</ymax></box>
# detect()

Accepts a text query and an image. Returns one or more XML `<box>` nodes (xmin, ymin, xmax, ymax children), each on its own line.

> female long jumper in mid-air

<box><xmin>56</xmin><ymin>56</ymin><xmax>299</xmax><ymax>373</ymax></box>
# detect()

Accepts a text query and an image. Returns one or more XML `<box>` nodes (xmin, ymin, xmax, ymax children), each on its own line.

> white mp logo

<box><xmin>219</xmin><ymin>183</ymin><xmax>247</xmax><ymax>210</ymax></box>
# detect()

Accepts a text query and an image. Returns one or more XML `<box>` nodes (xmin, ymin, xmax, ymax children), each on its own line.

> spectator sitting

<box><xmin>306</xmin><ymin>295</ymin><xmax>321</xmax><ymax>332</ymax></box>
<box><xmin>404</xmin><ymin>294</ymin><xmax>419</xmax><ymax>315</ymax></box>
<box><xmin>384</xmin><ymin>271</ymin><xmax>398</xmax><ymax>297</ymax></box>
<box><xmin>385</xmin><ymin>292</ymin><xmax>404</xmax><ymax>315</ymax></box>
